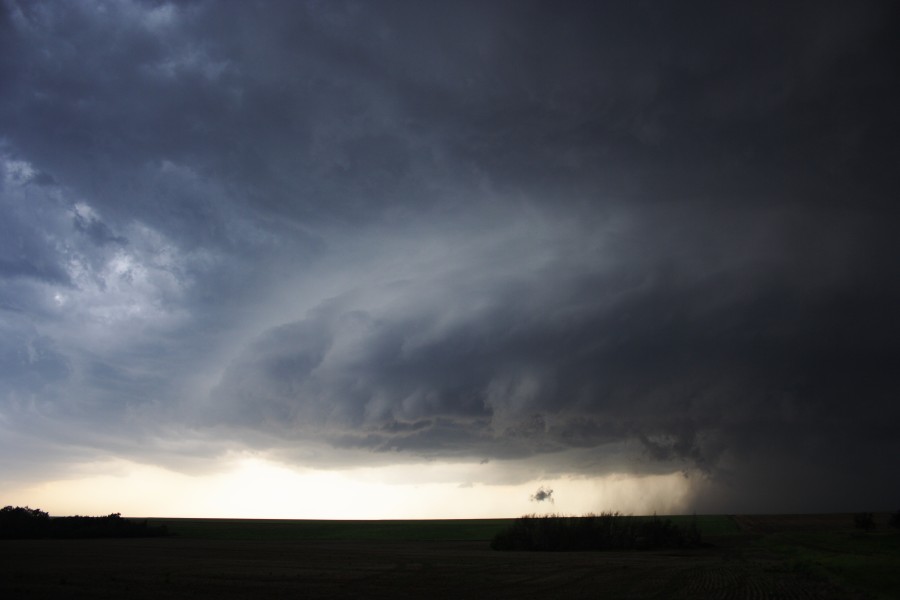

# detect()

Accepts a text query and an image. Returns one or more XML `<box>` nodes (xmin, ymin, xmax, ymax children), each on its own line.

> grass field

<box><xmin>143</xmin><ymin>517</ymin><xmax>513</xmax><ymax>541</ymax></box>
<box><xmin>143</xmin><ymin>514</ymin><xmax>738</xmax><ymax>541</ymax></box>
<box><xmin>2</xmin><ymin>514</ymin><xmax>897</xmax><ymax>599</ymax></box>
<box><xmin>739</xmin><ymin>515</ymin><xmax>900</xmax><ymax>600</ymax></box>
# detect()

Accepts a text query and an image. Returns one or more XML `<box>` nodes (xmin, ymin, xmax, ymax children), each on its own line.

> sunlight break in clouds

<box><xmin>5</xmin><ymin>458</ymin><xmax>693</xmax><ymax>519</ymax></box>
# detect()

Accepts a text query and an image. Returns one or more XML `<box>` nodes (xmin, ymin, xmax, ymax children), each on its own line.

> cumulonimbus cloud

<box><xmin>0</xmin><ymin>0</ymin><xmax>897</xmax><ymax>513</ymax></box>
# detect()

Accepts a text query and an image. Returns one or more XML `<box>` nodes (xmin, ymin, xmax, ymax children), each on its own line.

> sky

<box><xmin>1</xmin><ymin>0</ymin><xmax>899</xmax><ymax>519</ymax></box>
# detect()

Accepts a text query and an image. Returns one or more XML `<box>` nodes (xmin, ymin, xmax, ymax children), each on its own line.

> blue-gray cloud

<box><xmin>0</xmin><ymin>0</ymin><xmax>898</xmax><ymax>512</ymax></box>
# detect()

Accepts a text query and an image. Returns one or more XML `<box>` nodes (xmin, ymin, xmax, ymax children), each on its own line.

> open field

<box><xmin>1</xmin><ymin>514</ymin><xmax>897</xmax><ymax>599</ymax></box>
<box><xmin>143</xmin><ymin>516</ymin><xmax>513</xmax><ymax>541</ymax></box>
<box><xmin>142</xmin><ymin>514</ymin><xmax>738</xmax><ymax>541</ymax></box>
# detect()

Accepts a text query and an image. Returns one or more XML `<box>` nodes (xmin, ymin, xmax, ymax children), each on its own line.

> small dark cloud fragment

<box><xmin>530</xmin><ymin>487</ymin><xmax>554</xmax><ymax>504</ymax></box>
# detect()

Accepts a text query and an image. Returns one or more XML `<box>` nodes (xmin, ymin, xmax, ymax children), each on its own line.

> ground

<box><xmin>1</xmin><ymin>514</ymin><xmax>897</xmax><ymax>599</ymax></box>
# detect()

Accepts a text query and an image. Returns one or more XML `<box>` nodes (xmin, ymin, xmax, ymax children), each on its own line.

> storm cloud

<box><xmin>1</xmin><ymin>0</ymin><xmax>898</xmax><ymax>513</ymax></box>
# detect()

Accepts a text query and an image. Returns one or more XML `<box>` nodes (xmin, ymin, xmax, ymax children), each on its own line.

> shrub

<box><xmin>889</xmin><ymin>510</ymin><xmax>900</xmax><ymax>529</ymax></box>
<box><xmin>491</xmin><ymin>512</ymin><xmax>700</xmax><ymax>552</ymax></box>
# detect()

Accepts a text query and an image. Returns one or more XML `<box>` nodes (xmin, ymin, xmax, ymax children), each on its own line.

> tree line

<box><xmin>0</xmin><ymin>505</ymin><xmax>168</xmax><ymax>539</ymax></box>
<box><xmin>491</xmin><ymin>512</ymin><xmax>701</xmax><ymax>551</ymax></box>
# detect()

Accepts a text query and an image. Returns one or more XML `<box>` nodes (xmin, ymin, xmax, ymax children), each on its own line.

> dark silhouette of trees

<box><xmin>890</xmin><ymin>510</ymin><xmax>900</xmax><ymax>529</ymax></box>
<box><xmin>491</xmin><ymin>512</ymin><xmax>701</xmax><ymax>551</ymax></box>
<box><xmin>0</xmin><ymin>506</ymin><xmax>50</xmax><ymax>538</ymax></box>
<box><xmin>0</xmin><ymin>505</ymin><xmax>167</xmax><ymax>539</ymax></box>
<box><xmin>853</xmin><ymin>512</ymin><xmax>875</xmax><ymax>531</ymax></box>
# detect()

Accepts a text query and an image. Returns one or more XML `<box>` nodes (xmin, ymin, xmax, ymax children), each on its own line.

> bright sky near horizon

<box><xmin>1</xmin><ymin>1</ymin><xmax>898</xmax><ymax>518</ymax></box>
<box><xmin>8</xmin><ymin>456</ymin><xmax>694</xmax><ymax>519</ymax></box>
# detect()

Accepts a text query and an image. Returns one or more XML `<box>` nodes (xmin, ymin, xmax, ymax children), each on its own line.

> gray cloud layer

<box><xmin>1</xmin><ymin>0</ymin><xmax>898</xmax><ymax>512</ymax></box>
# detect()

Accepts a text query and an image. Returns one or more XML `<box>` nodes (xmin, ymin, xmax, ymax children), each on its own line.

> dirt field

<box><xmin>1</xmin><ymin>515</ymin><xmax>896</xmax><ymax>599</ymax></box>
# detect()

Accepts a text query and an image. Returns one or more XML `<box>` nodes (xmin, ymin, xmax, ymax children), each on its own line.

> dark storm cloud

<box><xmin>207</xmin><ymin>200</ymin><xmax>900</xmax><ymax>509</ymax></box>
<box><xmin>1</xmin><ymin>0</ymin><xmax>898</xmax><ymax>511</ymax></box>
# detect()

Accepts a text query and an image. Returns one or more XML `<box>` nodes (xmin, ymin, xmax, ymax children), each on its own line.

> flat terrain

<box><xmin>1</xmin><ymin>515</ymin><xmax>897</xmax><ymax>599</ymax></box>
<box><xmin>143</xmin><ymin>516</ymin><xmax>513</xmax><ymax>541</ymax></box>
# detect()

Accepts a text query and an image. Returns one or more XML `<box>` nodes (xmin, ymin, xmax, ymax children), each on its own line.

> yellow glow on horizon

<box><xmin>6</xmin><ymin>457</ymin><xmax>695</xmax><ymax>519</ymax></box>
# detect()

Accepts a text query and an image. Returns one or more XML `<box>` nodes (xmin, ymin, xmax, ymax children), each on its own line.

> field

<box><xmin>1</xmin><ymin>514</ymin><xmax>898</xmax><ymax>599</ymax></box>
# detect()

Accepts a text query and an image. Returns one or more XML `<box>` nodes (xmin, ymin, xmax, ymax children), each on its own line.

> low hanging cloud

<box><xmin>530</xmin><ymin>487</ymin><xmax>554</xmax><ymax>504</ymax></box>
<box><xmin>207</xmin><ymin>202</ymin><xmax>899</xmax><ymax>484</ymax></box>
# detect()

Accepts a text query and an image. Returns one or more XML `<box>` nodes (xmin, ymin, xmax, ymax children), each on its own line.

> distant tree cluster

<box><xmin>852</xmin><ymin>511</ymin><xmax>900</xmax><ymax>532</ymax></box>
<box><xmin>853</xmin><ymin>512</ymin><xmax>876</xmax><ymax>531</ymax></box>
<box><xmin>0</xmin><ymin>506</ymin><xmax>168</xmax><ymax>539</ymax></box>
<box><xmin>491</xmin><ymin>512</ymin><xmax>701</xmax><ymax>552</ymax></box>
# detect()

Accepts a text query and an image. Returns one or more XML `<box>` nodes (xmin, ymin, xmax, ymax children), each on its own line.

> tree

<box><xmin>0</xmin><ymin>505</ymin><xmax>51</xmax><ymax>538</ymax></box>
<box><xmin>889</xmin><ymin>510</ymin><xmax>900</xmax><ymax>529</ymax></box>
<box><xmin>854</xmin><ymin>512</ymin><xmax>875</xmax><ymax>531</ymax></box>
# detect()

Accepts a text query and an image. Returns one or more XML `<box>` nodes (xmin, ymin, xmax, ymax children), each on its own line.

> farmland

<box><xmin>1</xmin><ymin>514</ymin><xmax>897</xmax><ymax>599</ymax></box>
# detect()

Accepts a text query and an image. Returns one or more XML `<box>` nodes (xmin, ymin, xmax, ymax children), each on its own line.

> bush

<box><xmin>854</xmin><ymin>512</ymin><xmax>875</xmax><ymax>531</ymax></box>
<box><xmin>889</xmin><ymin>510</ymin><xmax>900</xmax><ymax>529</ymax></box>
<box><xmin>491</xmin><ymin>512</ymin><xmax>701</xmax><ymax>552</ymax></box>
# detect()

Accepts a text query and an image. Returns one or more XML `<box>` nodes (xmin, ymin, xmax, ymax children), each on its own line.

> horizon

<box><xmin>1</xmin><ymin>1</ymin><xmax>899</xmax><ymax>520</ymax></box>
<box><xmin>14</xmin><ymin>507</ymin><xmax>898</xmax><ymax>521</ymax></box>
